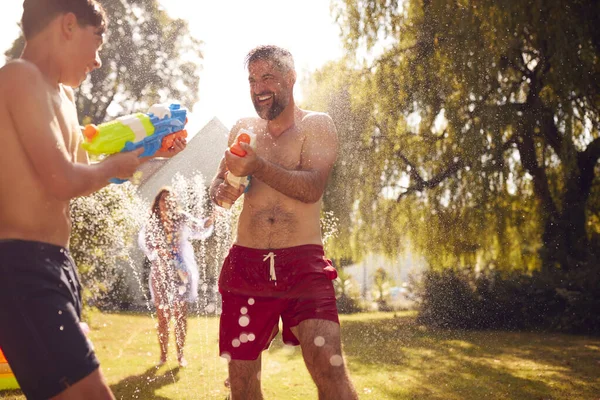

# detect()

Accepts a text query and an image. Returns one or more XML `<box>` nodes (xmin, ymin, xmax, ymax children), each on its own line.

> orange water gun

<box><xmin>223</xmin><ymin>129</ymin><xmax>257</xmax><ymax>209</ymax></box>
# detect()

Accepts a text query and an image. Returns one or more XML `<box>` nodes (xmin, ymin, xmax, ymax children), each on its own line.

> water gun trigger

<box><xmin>160</xmin><ymin>129</ymin><xmax>188</xmax><ymax>152</ymax></box>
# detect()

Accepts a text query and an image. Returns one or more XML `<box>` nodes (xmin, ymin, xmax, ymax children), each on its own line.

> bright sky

<box><xmin>0</xmin><ymin>1</ymin><xmax>344</xmax><ymax>132</ymax></box>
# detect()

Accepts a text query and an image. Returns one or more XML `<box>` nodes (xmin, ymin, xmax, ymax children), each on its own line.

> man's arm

<box><xmin>209</xmin><ymin>120</ymin><xmax>247</xmax><ymax>206</ymax></box>
<box><xmin>5</xmin><ymin>61</ymin><xmax>141</xmax><ymax>200</ymax></box>
<box><xmin>228</xmin><ymin>113</ymin><xmax>338</xmax><ymax>204</ymax></box>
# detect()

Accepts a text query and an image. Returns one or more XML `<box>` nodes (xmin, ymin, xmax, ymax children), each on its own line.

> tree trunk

<box><xmin>540</xmin><ymin>186</ymin><xmax>589</xmax><ymax>270</ymax></box>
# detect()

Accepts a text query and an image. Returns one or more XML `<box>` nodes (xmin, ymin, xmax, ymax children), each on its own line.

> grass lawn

<box><xmin>1</xmin><ymin>311</ymin><xmax>599</xmax><ymax>399</ymax></box>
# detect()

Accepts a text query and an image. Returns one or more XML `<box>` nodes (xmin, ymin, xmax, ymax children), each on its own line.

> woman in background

<box><xmin>139</xmin><ymin>187</ymin><xmax>213</xmax><ymax>367</ymax></box>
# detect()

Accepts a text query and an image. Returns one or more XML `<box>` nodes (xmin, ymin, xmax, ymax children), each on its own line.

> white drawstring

<box><xmin>263</xmin><ymin>252</ymin><xmax>276</xmax><ymax>284</ymax></box>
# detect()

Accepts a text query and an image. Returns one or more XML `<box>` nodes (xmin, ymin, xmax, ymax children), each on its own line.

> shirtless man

<box><xmin>210</xmin><ymin>45</ymin><xmax>358</xmax><ymax>400</ymax></box>
<box><xmin>0</xmin><ymin>1</ymin><xmax>185</xmax><ymax>399</ymax></box>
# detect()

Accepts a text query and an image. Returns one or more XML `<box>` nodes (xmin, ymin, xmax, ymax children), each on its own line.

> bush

<box><xmin>334</xmin><ymin>268</ymin><xmax>364</xmax><ymax>314</ymax></box>
<box><xmin>416</xmin><ymin>267</ymin><xmax>600</xmax><ymax>334</ymax></box>
<box><xmin>70</xmin><ymin>184</ymin><xmax>146</xmax><ymax>311</ymax></box>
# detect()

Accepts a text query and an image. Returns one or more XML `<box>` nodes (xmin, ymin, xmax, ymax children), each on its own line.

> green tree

<box><xmin>372</xmin><ymin>267</ymin><xmax>392</xmax><ymax>305</ymax></box>
<box><xmin>323</xmin><ymin>0</ymin><xmax>600</xmax><ymax>271</ymax></box>
<box><xmin>5</xmin><ymin>0</ymin><xmax>202</xmax><ymax>124</ymax></box>
<box><xmin>302</xmin><ymin>61</ymin><xmax>388</xmax><ymax>261</ymax></box>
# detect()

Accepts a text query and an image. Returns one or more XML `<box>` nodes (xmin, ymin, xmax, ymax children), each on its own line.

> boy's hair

<box><xmin>245</xmin><ymin>45</ymin><xmax>295</xmax><ymax>74</ymax></box>
<box><xmin>22</xmin><ymin>0</ymin><xmax>107</xmax><ymax>40</ymax></box>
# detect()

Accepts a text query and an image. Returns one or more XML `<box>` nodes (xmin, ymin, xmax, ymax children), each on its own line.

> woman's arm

<box><xmin>182</xmin><ymin>212</ymin><xmax>214</xmax><ymax>240</ymax></box>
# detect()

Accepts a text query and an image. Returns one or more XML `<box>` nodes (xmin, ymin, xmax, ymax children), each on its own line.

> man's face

<box><xmin>248</xmin><ymin>59</ymin><xmax>293</xmax><ymax>121</ymax></box>
<box><xmin>62</xmin><ymin>22</ymin><xmax>104</xmax><ymax>87</ymax></box>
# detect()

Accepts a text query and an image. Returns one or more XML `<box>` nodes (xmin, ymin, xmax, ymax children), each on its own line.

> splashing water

<box><xmin>314</xmin><ymin>336</ymin><xmax>326</xmax><ymax>347</ymax></box>
<box><xmin>68</xmin><ymin>169</ymin><xmax>345</xmax><ymax>396</ymax></box>
<box><xmin>70</xmin><ymin>182</ymin><xmax>148</xmax><ymax>310</ymax></box>
<box><xmin>329</xmin><ymin>354</ymin><xmax>344</xmax><ymax>367</ymax></box>
<box><xmin>68</xmin><ymin>170</ymin><xmax>241</xmax><ymax>397</ymax></box>
<box><xmin>321</xmin><ymin>210</ymin><xmax>339</xmax><ymax>246</ymax></box>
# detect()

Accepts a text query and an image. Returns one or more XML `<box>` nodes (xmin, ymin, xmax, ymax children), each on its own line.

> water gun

<box><xmin>0</xmin><ymin>347</ymin><xmax>19</xmax><ymax>390</ymax></box>
<box><xmin>223</xmin><ymin>128</ymin><xmax>257</xmax><ymax>209</ymax></box>
<box><xmin>82</xmin><ymin>103</ymin><xmax>188</xmax><ymax>183</ymax></box>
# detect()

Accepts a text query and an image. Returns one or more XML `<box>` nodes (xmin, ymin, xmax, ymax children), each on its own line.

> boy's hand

<box><xmin>107</xmin><ymin>147</ymin><xmax>144</xmax><ymax>180</ymax></box>
<box><xmin>155</xmin><ymin>138</ymin><xmax>187</xmax><ymax>158</ymax></box>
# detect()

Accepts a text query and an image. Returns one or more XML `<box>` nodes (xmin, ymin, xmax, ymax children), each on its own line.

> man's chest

<box><xmin>255</xmin><ymin>129</ymin><xmax>305</xmax><ymax>170</ymax></box>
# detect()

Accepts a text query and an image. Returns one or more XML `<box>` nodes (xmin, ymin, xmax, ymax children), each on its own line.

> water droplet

<box><xmin>329</xmin><ymin>355</ymin><xmax>343</xmax><ymax>367</ymax></box>
<box><xmin>248</xmin><ymin>298</ymin><xmax>255</xmax><ymax>305</ymax></box>
<box><xmin>238</xmin><ymin>316</ymin><xmax>250</xmax><ymax>327</ymax></box>
<box><xmin>240</xmin><ymin>307</ymin><xmax>248</xmax><ymax>315</ymax></box>
<box><xmin>314</xmin><ymin>336</ymin><xmax>325</xmax><ymax>347</ymax></box>
<box><xmin>59</xmin><ymin>325</ymin><xmax>64</xmax><ymax>331</ymax></box>
<box><xmin>232</xmin><ymin>339</ymin><xmax>241</xmax><ymax>348</ymax></box>
<box><xmin>58</xmin><ymin>310</ymin><xmax>63</xmax><ymax>315</ymax></box>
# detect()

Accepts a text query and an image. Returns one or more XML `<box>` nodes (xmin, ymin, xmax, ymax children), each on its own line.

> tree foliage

<box><xmin>308</xmin><ymin>0</ymin><xmax>600</xmax><ymax>271</ymax></box>
<box><xmin>5</xmin><ymin>0</ymin><xmax>202</xmax><ymax>124</ymax></box>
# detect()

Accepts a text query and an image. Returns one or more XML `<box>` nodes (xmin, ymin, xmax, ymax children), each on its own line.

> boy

<box><xmin>0</xmin><ymin>1</ymin><xmax>185</xmax><ymax>398</ymax></box>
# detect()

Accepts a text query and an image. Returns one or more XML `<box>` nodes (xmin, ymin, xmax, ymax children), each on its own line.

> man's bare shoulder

<box><xmin>234</xmin><ymin>117</ymin><xmax>263</xmax><ymax>131</ymax></box>
<box><xmin>299</xmin><ymin>110</ymin><xmax>336</xmax><ymax>135</ymax></box>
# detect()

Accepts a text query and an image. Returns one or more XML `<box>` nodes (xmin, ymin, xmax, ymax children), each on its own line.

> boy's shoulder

<box><xmin>0</xmin><ymin>59</ymin><xmax>43</xmax><ymax>80</ymax></box>
<box><xmin>0</xmin><ymin>59</ymin><xmax>45</xmax><ymax>95</ymax></box>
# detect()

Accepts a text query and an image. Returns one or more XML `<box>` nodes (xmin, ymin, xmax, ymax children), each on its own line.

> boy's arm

<box><xmin>60</xmin><ymin>86</ymin><xmax>90</xmax><ymax>166</ymax></box>
<box><xmin>6</xmin><ymin>62</ymin><xmax>138</xmax><ymax>200</ymax></box>
<box><xmin>77</xmin><ymin>126</ymin><xmax>91</xmax><ymax>165</ymax></box>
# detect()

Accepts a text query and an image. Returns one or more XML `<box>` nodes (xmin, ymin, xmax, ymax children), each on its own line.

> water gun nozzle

<box><xmin>230</xmin><ymin>132</ymin><xmax>252</xmax><ymax>157</ymax></box>
<box><xmin>83</xmin><ymin>124</ymin><xmax>99</xmax><ymax>142</ymax></box>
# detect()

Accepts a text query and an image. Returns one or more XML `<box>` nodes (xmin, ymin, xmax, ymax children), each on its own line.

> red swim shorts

<box><xmin>218</xmin><ymin>244</ymin><xmax>339</xmax><ymax>361</ymax></box>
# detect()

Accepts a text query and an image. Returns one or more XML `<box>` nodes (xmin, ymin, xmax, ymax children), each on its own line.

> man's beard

<box><xmin>253</xmin><ymin>93</ymin><xmax>288</xmax><ymax>121</ymax></box>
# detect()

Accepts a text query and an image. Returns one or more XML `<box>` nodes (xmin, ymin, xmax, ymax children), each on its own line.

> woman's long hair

<box><xmin>149</xmin><ymin>187</ymin><xmax>183</xmax><ymax>238</ymax></box>
<box><xmin>151</xmin><ymin>187</ymin><xmax>172</xmax><ymax>224</ymax></box>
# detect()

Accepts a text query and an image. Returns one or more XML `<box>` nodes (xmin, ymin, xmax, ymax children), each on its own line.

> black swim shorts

<box><xmin>0</xmin><ymin>239</ymin><xmax>99</xmax><ymax>399</ymax></box>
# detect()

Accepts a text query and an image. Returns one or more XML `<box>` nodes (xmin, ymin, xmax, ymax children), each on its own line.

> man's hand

<box><xmin>154</xmin><ymin>137</ymin><xmax>187</xmax><ymax>158</ymax></box>
<box><xmin>212</xmin><ymin>175</ymin><xmax>246</xmax><ymax>208</ymax></box>
<box><xmin>224</xmin><ymin>142</ymin><xmax>262</xmax><ymax>177</ymax></box>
